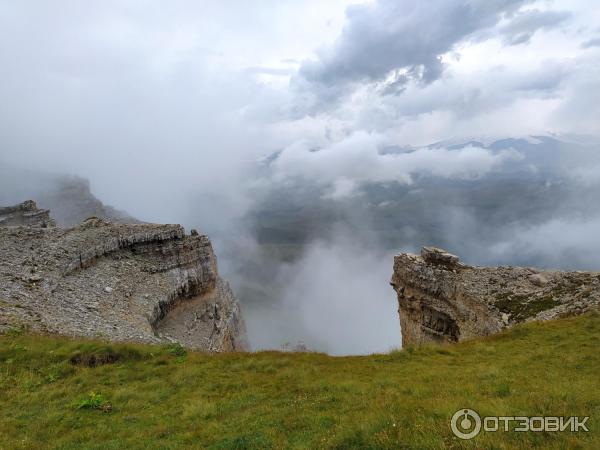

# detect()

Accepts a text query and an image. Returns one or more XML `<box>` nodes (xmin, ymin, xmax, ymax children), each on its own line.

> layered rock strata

<box><xmin>0</xmin><ymin>201</ymin><xmax>248</xmax><ymax>351</ymax></box>
<box><xmin>0</xmin><ymin>200</ymin><xmax>55</xmax><ymax>228</ymax></box>
<box><xmin>391</xmin><ymin>246</ymin><xmax>600</xmax><ymax>346</ymax></box>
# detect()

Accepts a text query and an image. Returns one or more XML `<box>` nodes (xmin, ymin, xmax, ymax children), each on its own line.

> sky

<box><xmin>1</xmin><ymin>0</ymin><xmax>600</xmax><ymax>353</ymax></box>
<box><xmin>1</xmin><ymin>0</ymin><xmax>599</xmax><ymax>221</ymax></box>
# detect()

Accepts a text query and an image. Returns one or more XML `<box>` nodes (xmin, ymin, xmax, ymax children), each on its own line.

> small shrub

<box><xmin>165</xmin><ymin>343</ymin><xmax>187</xmax><ymax>357</ymax></box>
<box><xmin>76</xmin><ymin>392</ymin><xmax>112</xmax><ymax>412</ymax></box>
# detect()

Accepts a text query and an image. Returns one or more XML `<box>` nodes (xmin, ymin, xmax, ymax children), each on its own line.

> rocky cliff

<box><xmin>0</xmin><ymin>200</ymin><xmax>56</xmax><ymax>228</ymax></box>
<box><xmin>391</xmin><ymin>247</ymin><xmax>600</xmax><ymax>346</ymax></box>
<box><xmin>0</xmin><ymin>201</ymin><xmax>248</xmax><ymax>352</ymax></box>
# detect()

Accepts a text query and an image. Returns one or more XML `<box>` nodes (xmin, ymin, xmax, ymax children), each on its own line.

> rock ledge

<box><xmin>391</xmin><ymin>247</ymin><xmax>600</xmax><ymax>346</ymax></box>
<box><xmin>0</xmin><ymin>201</ymin><xmax>248</xmax><ymax>352</ymax></box>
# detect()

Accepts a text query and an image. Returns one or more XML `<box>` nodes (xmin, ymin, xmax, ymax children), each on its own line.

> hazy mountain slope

<box><xmin>0</xmin><ymin>166</ymin><xmax>138</xmax><ymax>226</ymax></box>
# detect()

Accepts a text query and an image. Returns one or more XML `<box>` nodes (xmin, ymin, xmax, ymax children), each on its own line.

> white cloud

<box><xmin>286</xmin><ymin>0</ymin><xmax>599</xmax><ymax>141</ymax></box>
<box><xmin>270</xmin><ymin>131</ymin><xmax>522</xmax><ymax>197</ymax></box>
<box><xmin>248</xmin><ymin>231</ymin><xmax>401</xmax><ymax>355</ymax></box>
<box><xmin>490</xmin><ymin>215</ymin><xmax>600</xmax><ymax>270</ymax></box>
<box><xmin>498</xmin><ymin>9</ymin><xmax>571</xmax><ymax>45</ymax></box>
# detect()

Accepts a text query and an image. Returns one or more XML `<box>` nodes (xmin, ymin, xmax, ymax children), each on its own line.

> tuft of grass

<box><xmin>76</xmin><ymin>392</ymin><xmax>112</xmax><ymax>412</ymax></box>
<box><xmin>0</xmin><ymin>313</ymin><xmax>598</xmax><ymax>449</ymax></box>
<box><xmin>164</xmin><ymin>342</ymin><xmax>187</xmax><ymax>358</ymax></box>
<box><xmin>5</xmin><ymin>324</ymin><xmax>29</xmax><ymax>337</ymax></box>
<box><xmin>69</xmin><ymin>344</ymin><xmax>143</xmax><ymax>367</ymax></box>
<box><xmin>494</xmin><ymin>382</ymin><xmax>512</xmax><ymax>398</ymax></box>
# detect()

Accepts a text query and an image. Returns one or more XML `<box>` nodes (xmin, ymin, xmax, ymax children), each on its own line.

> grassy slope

<box><xmin>1</xmin><ymin>314</ymin><xmax>599</xmax><ymax>450</ymax></box>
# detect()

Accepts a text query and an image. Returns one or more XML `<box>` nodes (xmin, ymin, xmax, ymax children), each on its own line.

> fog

<box><xmin>1</xmin><ymin>0</ymin><xmax>600</xmax><ymax>354</ymax></box>
<box><xmin>238</xmin><ymin>229</ymin><xmax>401</xmax><ymax>355</ymax></box>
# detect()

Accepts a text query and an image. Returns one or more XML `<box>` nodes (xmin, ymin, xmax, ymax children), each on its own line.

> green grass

<box><xmin>1</xmin><ymin>314</ymin><xmax>599</xmax><ymax>449</ymax></box>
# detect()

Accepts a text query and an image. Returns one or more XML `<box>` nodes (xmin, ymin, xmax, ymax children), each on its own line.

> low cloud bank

<box><xmin>270</xmin><ymin>131</ymin><xmax>521</xmax><ymax>198</ymax></box>
<box><xmin>240</xmin><ymin>229</ymin><xmax>401</xmax><ymax>355</ymax></box>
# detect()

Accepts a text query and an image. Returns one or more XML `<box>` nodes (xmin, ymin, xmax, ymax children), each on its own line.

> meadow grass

<box><xmin>1</xmin><ymin>313</ymin><xmax>599</xmax><ymax>449</ymax></box>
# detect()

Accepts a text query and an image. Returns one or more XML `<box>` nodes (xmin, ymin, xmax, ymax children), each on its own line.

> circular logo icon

<box><xmin>451</xmin><ymin>408</ymin><xmax>482</xmax><ymax>439</ymax></box>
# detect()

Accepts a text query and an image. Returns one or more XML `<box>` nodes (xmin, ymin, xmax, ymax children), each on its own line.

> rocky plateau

<box><xmin>391</xmin><ymin>246</ymin><xmax>600</xmax><ymax>346</ymax></box>
<box><xmin>0</xmin><ymin>201</ymin><xmax>248</xmax><ymax>352</ymax></box>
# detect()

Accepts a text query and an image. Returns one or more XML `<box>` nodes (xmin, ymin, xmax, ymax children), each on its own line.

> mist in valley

<box><xmin>1</xmin><ymin>0</ymin><xmax>600</xmax><ymax>354</ymax></box>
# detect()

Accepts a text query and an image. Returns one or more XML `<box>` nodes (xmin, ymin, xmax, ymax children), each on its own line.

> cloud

<box><xmin>498</xmin><ymin>9</ymin><xmax>571</xmax><ymax>45</ymax></box>
<box><xmin>581</xmin><ymin>37</ymin><xmax>600</xmax><ymax>48</ymax></box>
<box><xmin>569</xmin><ymin>165</ymin><xmax>600</xmax><ymax>186</ymax></box>
<box><xmin>371</xmin><ymin>61</ymin><xmax>569</xmax><ymax>122</ymax></box>
<box><xmin>270</xmin><ymin>131</ymin><xmax>522</xmax><ymax>197</ymax></box>
<box><xmin>245</xmin><ymin>66</ymin><xmax>295</xmax><ymax>77</ymax></box>
<box><xmin>295</xmin><ymin>0</ymin><xmax>533</xmax><ymax>106</ymax></box>
<box><xmin>489</xmin><ymin>215</ymin><xmax>600</xmax><ymax>270</ymax></box>
<box><xmin>0</xmin><ymin>0</ymin><xmax>359</xmax><ymax>231</ymax></box>
<box><xmin>242</xmin><ymin>229</ymin><xmax>401</xmax><ymax>355</ymax></box>
<box><xmin>549</xmin><ymin>51</ymin><xmax>600</xmax><ymax>135</ymax></box>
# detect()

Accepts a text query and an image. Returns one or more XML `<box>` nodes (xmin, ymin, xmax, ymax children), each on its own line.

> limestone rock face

<box><xmin>0</xmin><ymin>201</ymin><xmax>56</xmax><ymax>228</ymax></box>
<box><xmin>391</xmin><ymin>248</ymin><xmax>600</xmax><ymax>346</ymax></box>
<box><xmin>0</xmin><ymin>205</ymin><xmax>248</xmax><ymax>352</ymax></box>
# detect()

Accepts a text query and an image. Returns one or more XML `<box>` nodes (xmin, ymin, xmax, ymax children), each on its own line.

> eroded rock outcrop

<box><xmin>0</xmin><ymin>200</ymin><xmax>56</xmax><ymax>228</ymax></box>
<box><xmin>391</xmin><ymin>247</ymin><xmax>600</xmax><ymax>346</ymax></box>
<box><xmin>0</xmin><ymin>201</ymin><xmax>248</xmax><ymax>352</ymax></box>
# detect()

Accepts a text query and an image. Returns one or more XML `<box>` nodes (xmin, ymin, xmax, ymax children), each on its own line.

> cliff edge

<box><xmin>391</xmin><ymin>246</ymin><xmax>600</xmax><ymax>346</ymax></box>
<box><xmin>0</xmin><ymin>201</ymin><xmax>248</xmax><ymax>352</ymax></box>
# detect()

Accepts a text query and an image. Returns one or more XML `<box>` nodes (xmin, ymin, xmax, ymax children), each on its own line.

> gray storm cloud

<box><xmin>294</xmin><ymin>0</ymin><xmax>567</xmax><ymax>107</ymax></box>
